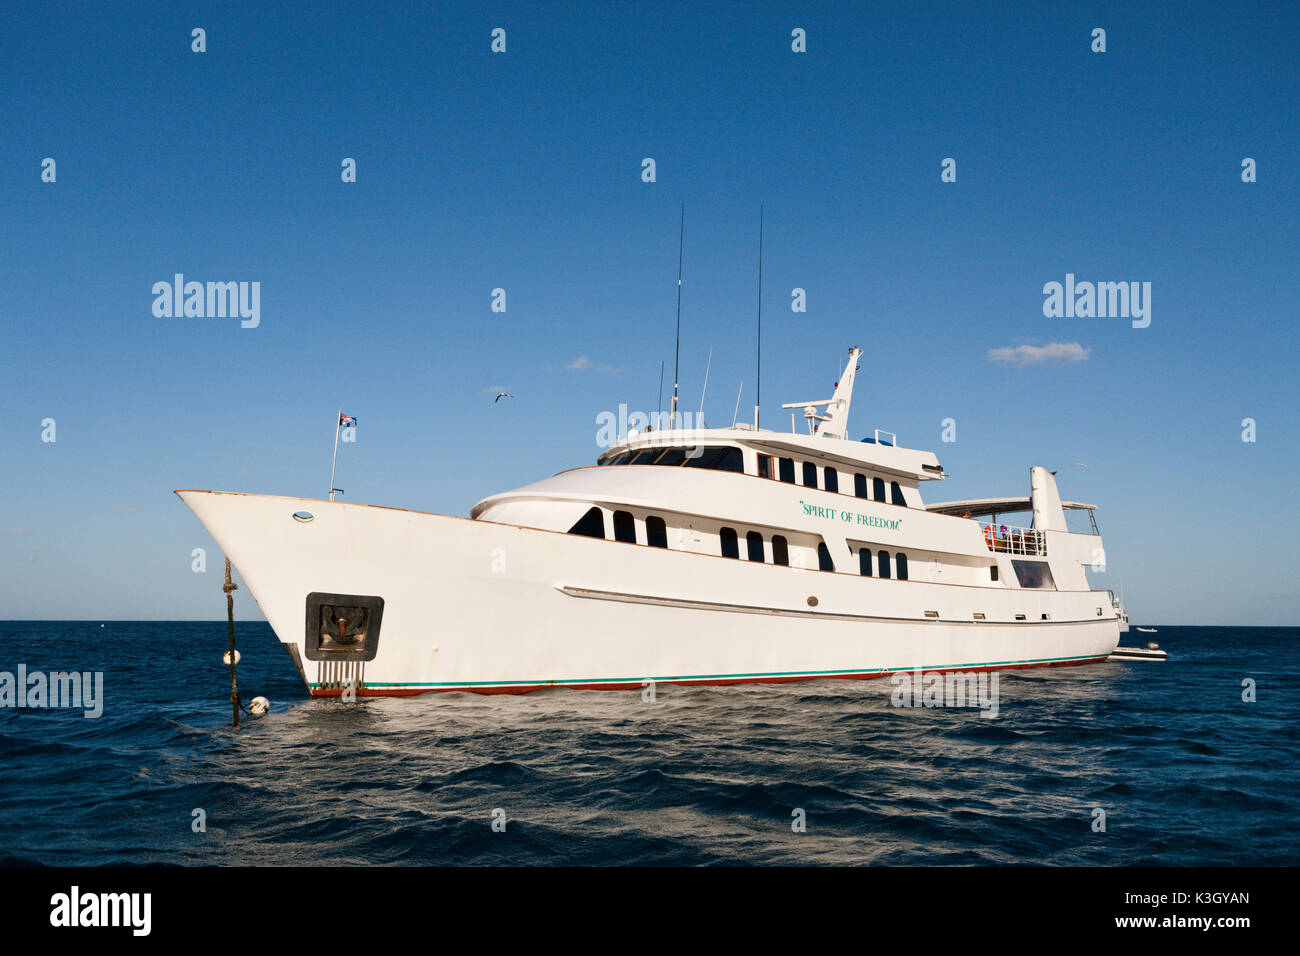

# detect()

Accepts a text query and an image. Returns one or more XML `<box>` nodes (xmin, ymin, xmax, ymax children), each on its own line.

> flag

<box><xmin>340</xmin><ymin>414</ymin><xmax>357</xmax><ymax>428</ymax></box>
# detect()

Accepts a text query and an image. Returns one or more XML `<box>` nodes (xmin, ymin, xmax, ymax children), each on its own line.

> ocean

<box><xmin>1</xmin><ymin>622</ymin><xmax>1295</xmax><ymax>866</ymax></box>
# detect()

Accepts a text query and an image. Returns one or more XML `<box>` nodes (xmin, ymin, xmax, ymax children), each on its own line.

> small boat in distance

<box><xmin>1136</xmin><ymin>626</ymin><xmax>1157</xmax><ymax>633</ymax></box>
<box><xmin>1108</xmin><ymin>642</ymin><xmax>1166</xmax><ymax>662</ymax></box>
<box><xmin>177</xmin><ymin>346</ymin><xmax>1124</xmax><ymax>697</ymax></box>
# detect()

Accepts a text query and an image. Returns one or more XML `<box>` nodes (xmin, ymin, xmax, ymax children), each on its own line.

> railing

<box><xmin>981</xmin><ymin>523</ymin><xmax>1046</xmax><ymax>557</ymax></box>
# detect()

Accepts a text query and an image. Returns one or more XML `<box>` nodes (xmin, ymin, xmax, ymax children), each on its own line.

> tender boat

<box><xmin>177</xmin><ymin>346</ymin><xmax>1123</xmax><ymax>696</ymax></box>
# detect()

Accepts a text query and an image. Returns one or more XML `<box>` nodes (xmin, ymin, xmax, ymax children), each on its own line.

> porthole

<box><xmin>292</xmin><ymin>511</ymin><xmax>315</xmax><ymax>523</ymax></box>
<box><xmin>806</xmin><ymin>596</ymin><xmax>819</xmax><ymax>607</ymax></box>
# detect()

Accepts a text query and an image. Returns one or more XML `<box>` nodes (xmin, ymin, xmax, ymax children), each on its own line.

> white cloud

<box><xmin>566</xmin><ymin>355</ymin><xmax>592</xmax><ymax>371</ymax></box>
<box><xmin>4</xmin><ymin>528</ymin><xmax>32</xmax><ymax>536</ymax></box>
<box><xmin>988</xmin><ymin>342</ymin><xmax>1091</xmax><ymax>368</ymax></box>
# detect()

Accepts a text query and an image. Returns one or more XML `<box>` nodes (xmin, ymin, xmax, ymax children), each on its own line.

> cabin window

<box><xmin>646</xmin><ymin>516</ymin><xmax>668</xmax><ymax>549</ymax></box>
<box><xmin>990</xmin><ymin>566</ymin><xmax>999</xmax><ymax>582</ymax></box>
<box><xmin>818</xmin><ymin>542</ymin><xmax>835</xmax><ymax>572</ymax></box>
<box><xmin>604</xmin><ymin>452</ymin><xmax>632</xmax><ymax>465</ymax></box>
<box><xmin>802</xmin><ymin>462</ymin><xmax>818</xmax><ymax>488</ymax></box>
<box><xmin>824</xmin><ymin>468</ymin><xmax>839</xmax><ymax>493</ymax></box>
<box><xmin>854</xmin><ymin>473</ymin><xmax>868</xmax><ymax>498</ymax></box>
<box><xmin>778</xmin><ymin>457</ymin><xmax>795</xmax><ymax>483</ymax></box>
<box><xmin>896</xmin><ymin>553</ymin><xmax>909</xmax><ymax>580</ymax></box>
<box><xmin>628</xmin><ymin>449</ymin><xmax>658</xmax><ymax>464</ymax></box>
<box><xmin>568</xmin><ymin>507</ymin><xmax>605</xmax><ymax>538</ymax></box>
<box><xmin>858</xmin><ymin>548</ymin><xmax>872</xmax><ymax>576</ymax></box>
<box><xmin>1011</xmin><ymin>560</ymin><xmax>1056</xmax><ymax>590</ymax></box>
<box><xmin>873</xmin><ymin>477</ymin><xmax>886</xmax><ymax>502</ymax></box>
<box><xmin>757</xmin><ymin>454</ymin><xmax>773</xmax><ymax>479</ymax></box>
<box><xmin>683</xmin><ymin>445</ymin><xmax>744</xmax><ymax>473</ymax></box>
<box><xmin>613</xmin><ymin>510</ymin><xmax>636</xmax><ymax>544</ymax></box>
<box><xmin>652</xmin><ymin>447</ymin><xmax>689</xmax><ymax>467</ymax></box>
<box><xmin>720</xmin><ymin>526</ymin><xmax>739</xmax><ymax>559</ymax></box>
<box><xmin>877</xmin><ymin>550</ymin><xmax>891</xmax><ymax>579</ymax></box>
<box><xmin>890</xmin><ymin>482</ymin><xmax>906</xmax><ymax>506</ymax></box>
<box><xmin>746</xmin><ymin>531</ymin><xmax>765</xmax><ymax>562</ymax></box>
<box><xmin>771</xmin><ymin>535</ymin><xmax>790</xmax><ymax>566</ymax></box>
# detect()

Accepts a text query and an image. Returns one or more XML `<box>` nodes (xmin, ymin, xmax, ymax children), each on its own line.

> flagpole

<box><xmin>328</xmin><ymin>408</ymin><xmax>341</xmax><ymax>501</ymax></box>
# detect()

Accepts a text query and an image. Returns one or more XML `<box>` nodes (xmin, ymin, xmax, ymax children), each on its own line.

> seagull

<box><xmin>494</xmin><ymin>391</ymin><xmax>513</xmax><ymax>403</ymax></box>
<box><xmin>1074</xmin><ymin>462</ymin><xmax>1088</xmax><ymax>469</ymax></box>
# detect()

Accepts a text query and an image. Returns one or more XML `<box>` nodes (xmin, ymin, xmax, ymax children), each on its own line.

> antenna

<box><xmin>698</xmin><ymin>346</ymin><xmax>713</xmax><ymax>424</ymax></box>
<box><xmin>657</xmin><ymin>360</ymin><xmax>664</xmax><ymax>419</ymax></box>
<box><xmin>754</xmin><ymin>203</ymin><xmax>763</xmax><ymax>428</ymax></box>
<box><xmin>732</xmin><ymin>381</ymin><xmax>743</xmax><ymax>427</ymax></box>
<box><xmin>670</xmin><ymin>202</ymin><xmax>684</xmax><ymax>430</ymax></box>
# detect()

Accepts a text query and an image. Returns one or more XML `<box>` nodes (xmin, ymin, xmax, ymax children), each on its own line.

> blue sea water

<box><xmin>0</xmin><ymin>622</ymin><xmax>1295</xmax><ymax>866</ymax></box>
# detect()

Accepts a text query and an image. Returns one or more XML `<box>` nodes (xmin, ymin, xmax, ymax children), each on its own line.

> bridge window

<box><xmin>757</xmin><ymin>454</ymin><xmax>773</xmax><ymax>479</ymax></box>
<box><xmin>747</xmin><ymin>531</ymin><xmax>765</xmax><ymax>562</ymax></box>
<box><xmin>802</xmin><ymin>462</ymin><xmax>817</xmax><ymax>487</ymax></box>
<box><xmin>683</xmin><ymin>445</ymin><xmax>744</xmax><ymax>473</ymax></box>
<box><xmin>652</xmin><ymin>447</ymin><xmax>688</xmax><ymax>467</ymax></box>
<box><xmin>772</xmin><ymin>535</ymin><xmax>790</xmax><ymax>566</ymax></box>
<box><xmin>890</xmin><ymin>482</ymin><xmax>905</xmax><ymax>506</ymax></box>
<box><xmin>628</xmin><ymin>449</ymin><xmax>658</xmax><ymax>464</ymax></box>
<box><xmin>719</xmin><ymin>526</ymin><xmax>739</xmax><ymax>559</ymax></box>
<box><xmin>613</xmin><ymin>510</ymin><xmax>636</xmax><ymax>544</ymax></box>
<box><xmin>818</xmin><ymin>542</ymin><xmax>835</xmax><ymax>571</ymax></box>
<box><xmin>824</xmin><ymin>468</ymin><xmax>839</xmax><ymax>493</ymax></box>
<box><xmin>778</xmin><ymin>457</ymin><xmax>795</xmax><ymax>483</ymax></box>
<box><xmin>873</xmin><ymin>477</ymin><xmax>886</xmax><ymax>502</ymax></box>
<box><xmin>858</xmin><ymin>548</ymin><xmax>872</xmax><ymax>576</ymax></box>
<box><xmin>854</xmin><ymin>473</ymin><xmax>868</xmax><ymax>498</ymax></box>
<box><xmin>568</xmin><ymin>507</ymin><xmax>605</xmax><ymax>538</ymax></box>
<box><xmin>646</xmin><ymin>516</ymin><xmax>668</xmax><ymax>549</ymax></box>
<box><xmin>877</xmin><ymin>550</ymin><xmax>891</xmax><ymax>579</ymax></box>
<box><xmin>896</xmin><ymin>552</ymin><xmax>908</xmax><ymax>580</ymax></box>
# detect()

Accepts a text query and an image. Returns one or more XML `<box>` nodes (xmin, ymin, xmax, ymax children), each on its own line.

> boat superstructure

<box><xmin>177</xmin><ymin>346</ymin><xmax>1121</xmax><ymax>696</ymax></box>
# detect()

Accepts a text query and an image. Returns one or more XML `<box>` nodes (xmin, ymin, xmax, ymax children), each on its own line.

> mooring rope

<box><xmin>224</xmin><ymin>558</ymin><xmax>240</xmax><ymax>728</ymax></box>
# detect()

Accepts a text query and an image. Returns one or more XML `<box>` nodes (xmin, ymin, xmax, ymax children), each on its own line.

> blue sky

<box><xmin>2</xmin><ymin>1</ymin><xmax>1297</xmax><ymax>624</ymax></box>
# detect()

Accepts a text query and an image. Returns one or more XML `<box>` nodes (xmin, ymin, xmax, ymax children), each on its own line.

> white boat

<box><xmin>177</xmin><ymin>346</ymin><xmax>1121</xmax><ymax>697</ymax></box>
<box><xmin>1136</xmin><ymin>626</ymin><xmax>1157</xmax><ymax>633</ymax></box>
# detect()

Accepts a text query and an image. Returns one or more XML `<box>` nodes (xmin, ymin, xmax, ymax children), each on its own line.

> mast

<box><xmin>755</xmin><ymin>203</ymin><xmax>763</xmax><ymax>428</ymax></box>
<box><xmin>670</xmin><ymin>202</ymin><xmax>684</xmax><ymax>430</ymax></box>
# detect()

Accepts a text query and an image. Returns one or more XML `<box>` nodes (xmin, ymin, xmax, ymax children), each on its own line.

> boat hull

<box><xmin>178</xmin><ymin>491</ymin><xmax>1122</xmax><ymax>697</ymax></box>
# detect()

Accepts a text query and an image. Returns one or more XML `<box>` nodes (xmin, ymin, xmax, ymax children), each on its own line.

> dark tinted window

<box><xmin>990</xmin><ymin>565</ymin><xmax>999</xmax><ymax>582</ymax></box>
<box><xmin>757</xmin><ymin>455</ymin><xmax>772</xmax><ymax>479</ymax></box>
<box><xmin>854</xmin><ymin>473</ymin><xmax>868</xmax><ymax>498</ymax></box>
<box><xmin>859</xmin><ymin>548</ymin><xmax>872</xmax><ymax>576</ymax></box>
<box><xmin>771</xmin><ymin>535</ymin><xmax>789</xmax><ymax>566</ymax></box>
<box><xmin>653</xmin><ymin>448</ymin><xmax>689</xmax><ymax>467</ymax></box>
<box><xmin>1012</xmin><ymin>560</ymin><xmax>1056</xmax><ymax>589</ymax></box>
<box><xmin>720</xmin><ymin>527</ymin><xmax>739</xmax><ymax>559</ymax></box>
<box><xmin>896</xmin><ymin>552</ymin><xmax>908</xmax><ymax>580</ymax></box>
<box><xmin>747</xmin><ymin>531</ymin><xmax>765</xmax><ymax>562</ymax></box>
<box><xmin>629</xmin><ymin>449</ymin><xmax>658</xmax><ymax>464</ymax></box>
<box><xmin>646</xmin><ymin>516</ymin><xmax>668</xmax><ymax>548</ymax></box>
<box><xmin>873</xmin><ymin>477</ymin><xmax>886</xmax><ymax>502</ymax></box>
<box><xmin>802</xmin><ymin>462</ymin><xmax>817</xmax><ymax>487</ymax></box>
<box><xmin>877</xmin><ymin>550</ymin><xmax>891</xmax><ymax>579</ymax></box>
<box><xmin>613</xmin><ymin>510</ymin><xmax>636</xmax><ymax>543</ymax></box>
<box><xmin>682</xmin><ymin>445</ymin><xmax>744</xmax><ymax>472</ymax></box>
<box><xmin>778</xmin><ymin>458</ymin><xmax>795</xmax><ymax>483</ymax></box>
<box><xmin>568</xmin><ymin>507</ymin><xmax>605</xmax><ymax>538</ymax></box>
<box><xmin>890</xmin><ymin>481</ymin><xmax>905</xmax><ymax>506</ymax></box>
<box><xmin>818</xmin><ymin>542</ymin><xmax>835</xmax><ymax>572</ymax></box>
<box><xmin>824</xmin><ymin>468</ymin><xmax>839</xmax><ymax>493</ymax></box>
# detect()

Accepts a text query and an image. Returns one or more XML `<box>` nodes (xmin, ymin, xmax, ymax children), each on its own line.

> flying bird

<box><xmin>1074</xmin><ymin>462</ymin><xmax>1088</xmax><ymax>469</ymax></box>
<box><xmin>494</xmin><ymin>392</ymin><xmax>513</xmax><ymax>403</ymax></box>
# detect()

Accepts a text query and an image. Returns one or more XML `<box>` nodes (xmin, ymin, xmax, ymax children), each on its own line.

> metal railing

<box><xmin>982</xmin><ymin>523</ymin><xmax>1046</xmax><ymax>556</ymax></box>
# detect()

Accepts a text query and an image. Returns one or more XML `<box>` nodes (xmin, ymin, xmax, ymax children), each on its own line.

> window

<box><xmin>646</xmin><ymin>516</ymin><xmax>668</xmax><ymax>549</ymax></box>
<box><xmin>568</xmin><ymin>507</ymin><xmax>605</xmax><ymax>538</ymax></box>
<box><xmin>601</xmin><ymin>452</ymin><xmax>632</xmax><ymax>465</ymax></box>
<box><xmin>818</xmin><ymin>542</ymin><xmax>835</xmax><ymax>571</ymax></box>
<box><xmin>652</xmin><ymin>447</ymin><xmax>689</xmax><ymax>467</ymax></box>
<box><xmin>990</xmin><ymin>565</ymin><xmax>999</xmax><ymax>582</ymax></box>
<box><xmin>974</xmin><ymin>612</ymin><xmax>987</xmax><ymax>620</ymax></box>
<box><xmin>896</xmin><ymin>552</ymin><xmax>908</xmax><ymax>580</ymax></box>
<box><xmin>747</xmin><ymin>531</ymin><xmax>765</xmax><ymax>562</ymax></box>
<box><xmin>720</xmin><ymin>526</ymin><xmax>739</xmax><ymax>559</ymax></box>
<box><xmin>683</xmin><ymin>445</ymin><xmax>744</xmax><ymax>473</ymax></box>
<box><xmin>802</xmin><ymin>462</ymin><xmax>817</xmax><ymax>487</ymax></box>
<box><xmin>924</xmin><ymin>610</ymin><xmax>939</xmax><ymax>618</ymax></box>
<box><xmin>890</xmin><ymin>482</ymin><xmax>906</xmax><ymax>506</ymax></box>
<box><xmin>772</xmin><ymin>535</ymin><xmax>789</xmax><ymax>566</ymax></box>
<box><xmin>778</xmin><ymin>457</ymin><xmax>795</xmax><ymax>483</ymax></box>
<box><xmin>1011</xmin><ymin>560</ymin><xmax>1056</xmax><ymax>589</ymax></box>
<box><xmin>854</xmin><ymin>473</ymin><xmax>868</xmax><ymax>498</ymax></box>
<box><xmin>757</xmin><ymin>454</ymin><xmax>773</xmax><ymax>479</ymax></box>
<box><xmin>859</xmin><ymin>548</ymin><xmax>872</xmax><ymax>576</ymax></box>
<box><xmin>873</xmin><ymin>477</ymin><xmax>886</xmax><ymax>502</ymax></box>
<box><xmin>824</xmin><ymin>468</ymin><xmax>839</xmax><ymax>493</ymax></box>
<box><xmin>628</xmin><ymin>449</ymin><xmax>658</xmax><ymax>464</ymax></box>
<box><xmin>613</xmin><ymin>510</ymin><xmax>636</xmax><ymax>544</ymax></box>
<box><xmin>877</xmin><ymin>550</ymin><xmax>891</xmax><ymax>579</ymax></box>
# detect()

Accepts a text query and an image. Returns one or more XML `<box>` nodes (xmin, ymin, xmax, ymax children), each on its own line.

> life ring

<box><xmin>983</xmin><ymin>526</ymin><xmax>993</xmax><ymax>547</ymax></box>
